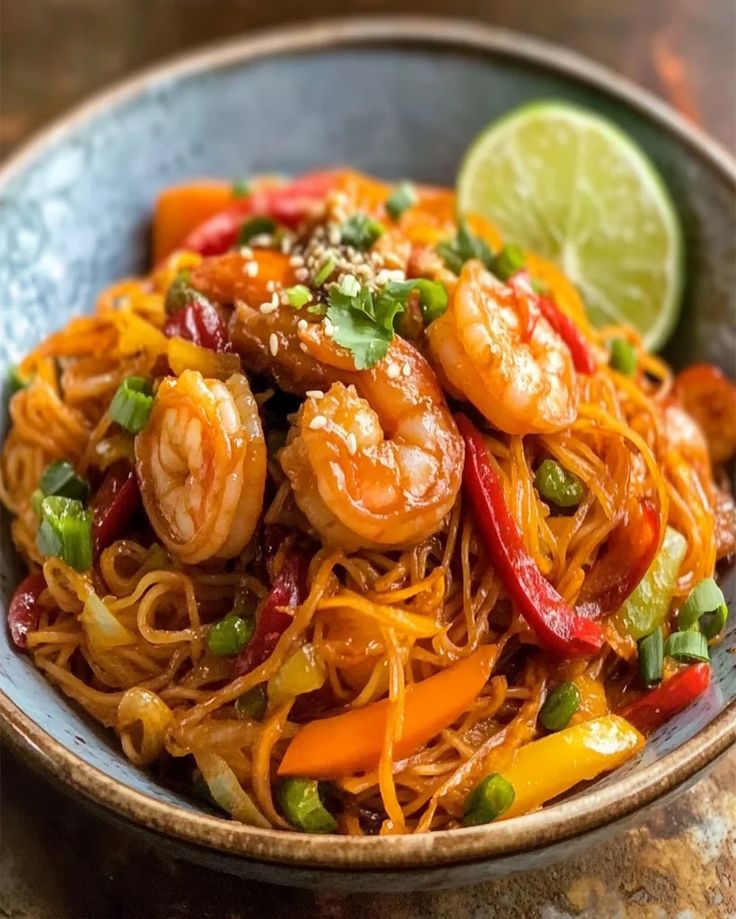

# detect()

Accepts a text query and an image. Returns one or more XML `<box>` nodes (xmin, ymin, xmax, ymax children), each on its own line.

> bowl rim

<box><xmin>1</xmin><ymin>15</ymin><xmax>734</xmax><ymax>872</ymax></box>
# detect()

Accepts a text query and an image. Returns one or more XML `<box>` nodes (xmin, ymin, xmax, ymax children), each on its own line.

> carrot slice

<box><xmin>278</xmin><ymin>646</ymin><xmax>497</xmax><ymax>778</ymax></box>
<box><xmin>153</xmin><ymin>180</ymin><xmax>234</xmax><ymax>263</ymax></box>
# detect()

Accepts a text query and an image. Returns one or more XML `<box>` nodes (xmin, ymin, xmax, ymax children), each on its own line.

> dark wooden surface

<box><xmin>1</xmin><ymin>2</ymin><xmax>735</xmax><ymax>917</ymax></box>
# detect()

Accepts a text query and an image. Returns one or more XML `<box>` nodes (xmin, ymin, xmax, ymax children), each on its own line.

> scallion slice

<box><xmin>278</xmin><ymin>778</ymin><xmax>337</xmax><ymax>834</ymax></box>
<box><xmin>238</xmin><ymin>216</ymin><xmax>276</xmax><ymax>246</ymax></box>
<box><xmin>665</xmin><ymin>630</ymin><xmax>710</xmax><ymax>663</ymax></box>
<box><xmin>385</xmin><ymin>181</ymin><xmax>417</xmax><ymax>220</ymax></box>
<box><xmin>462</xmin><ymin>774</ymin><xmax>515</xmax><ymax>826</ymax></box>
<box><xmin>284</xmin><ymin>284</ymin><xmax>312</xmax><ymax>308</ymax></box>
<box><xmin>539</xmin><ymin>681</ymin><xmax>580</xmax><ymax>731</ymax></box>
<box><xmin>37</xmin><ymin>496</ymin><xmax>92</xmax><ymax>572</ymax></box>
<box><xmin>492</xmin><ymin>244</ymin><xmax>526</xmax><ymax>282</ymax></box>
<box><xmin>207</xmin><ymin>613</ymin><xmax>254</xmax><ymax>657</ymax></box>
<box><xmin>609</xmin><ymin>338</ymin><xmax>637</xmax><ymax>376</ymax></box>
<box><xmin>638</xmin><ymin>627</ymin><xmax>664</xmax><ymax>686</ymax></box>
<box><xmin>40</xmin><ymin>460</ymin><xmax>90</xmax><ymax>503</ymax></box>
<box><xmin>313</xmin><ymin>257</ymin><xmax>337</xmax><ymax>287</ymax></box>
<box><xmin>109</xmin><ymin>377</ymin><xmax>153</xmax><ymax>434</ymax></box>
<box><xmin>678</xmin><ymin>577</ymin><xmax>728</xmax><ymax>639</ymax></box>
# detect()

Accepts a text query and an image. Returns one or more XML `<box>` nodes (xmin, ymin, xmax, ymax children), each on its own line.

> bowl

<box><xmin>1</xmin><ymin>17</ymin><xmax>734</xmax><ymax>892</ymax></box>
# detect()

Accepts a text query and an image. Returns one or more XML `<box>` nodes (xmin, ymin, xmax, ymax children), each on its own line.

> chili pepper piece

<box><xmin>619</xmin><ymin>663</ymin><xmax>711</xmax><ymax>734</ymax></box>
<box><xmin>234</xmin><ymin>551</ymin><xmax>309</xmax><ymax>676</ymax></box>
<box><xmin>8</xmin><ymin>571</ymin><xmax>47</xmax><ymax>649</ymax></box>
<box><xmin>456</xmin><ymin>413</ymin><xmax>604</xmax><ymax>656</ymax></box>
<box><xmin>90</xmin><ymin>462</ymin><xmax>142</xmax><ymax>556</ymax></box>
<box><xmin>163</xmin><ymin>300</ymin><xmax>231</xmax><ymax>353</ymax></box>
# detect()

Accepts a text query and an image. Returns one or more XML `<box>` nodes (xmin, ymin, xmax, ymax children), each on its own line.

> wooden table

<box><xmin>1</xmin><ymin>2</ymin><xmax>734</xmax><ymax>916</ymax></box>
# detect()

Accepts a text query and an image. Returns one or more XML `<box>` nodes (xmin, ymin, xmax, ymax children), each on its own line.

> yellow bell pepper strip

<box><xmin>501</xmin><ymin>715</ymin><xmax>644</xmax><ymax>818</ymax></box>
<box><xmin>613</xmin><ymin>526</ymin><xmax>687</xmax><ymax>640</ymax></box>
<box><xmin>278</xmin><ymin>645</ymin><xmax>497</xmax><ymax>778</ymax></box>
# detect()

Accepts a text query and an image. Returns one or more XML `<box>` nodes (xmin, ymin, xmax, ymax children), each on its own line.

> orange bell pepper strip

<box><xmin>502</xmin><ymin>715</ymin><xmax>644</xmax><ymax>818</ymax></box>
<box><xmin>152</xmin><ymin>180</ymin><xmax>234</xmax><ymax>264</ymax></box>
<box><xmin>278</xmin><ymin>645</ymin><xmax>497</xmax><ymax>778</ymax></box>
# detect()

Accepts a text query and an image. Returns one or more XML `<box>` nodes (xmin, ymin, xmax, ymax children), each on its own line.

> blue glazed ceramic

<box><xmin>0</xmin><ymin>18</ymin><xmax>734</xmax><ymax>891</ymax></box>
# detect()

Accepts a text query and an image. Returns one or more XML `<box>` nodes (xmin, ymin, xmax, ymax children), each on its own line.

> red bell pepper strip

<box><xmin>163</xmin><ymin>300</ymin><xmax>231</xmax><ymax>353</ymax></box>
<box><xmin>509</xmin><ymin>271</ymin><xmax>596</xmax><ymax>374</ymax></box>
<box><xmin>180</xmin><ymin>170</ymin><xmax>343</xmax><ymax>257</ymax></box>
<box><xmin>234</xmin><ymin>550</ymin><xmax>309</xmax><ymax>676</ymax></box>
<box><xmin>620</xmin><ymin>663</ymin><xmax>711</xmax><ymax>733</ymax></box>
<box><xmin>90</xmin><ymin>462</ymin><xmax>142</xmax><ymax>555</ymax></box>
<box><xmin>576</xmin><ymin>498</ymin><xmax>661</xmax><ymax>619</ymax></box>
<box><xmin>8</xmin><ymin>571</ymin><xmax>47</xmax><ymax>649</ymax></box>
<box><xmin>457</xmin><ymin>413</ymin><xmax>604</xmax><ymax>657</ymax></box>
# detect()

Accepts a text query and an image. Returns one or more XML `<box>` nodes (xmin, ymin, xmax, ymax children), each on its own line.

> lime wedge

<box><xmin>457</xmin><ymin>102</ymin><xmax>683</xmax><ymax>349</ymax></box>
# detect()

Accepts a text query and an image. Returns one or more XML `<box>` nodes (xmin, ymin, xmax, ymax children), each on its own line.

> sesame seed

<box><xmin>297</xmin><ymin>319</ymin><xmax>308</xmax><ymax>332</ymax></box>
<box><xmin>245</xmin><ymin>261</ymin><xmax>259</xmax><ymax>277</ymax></box>
<box><xmin>387</xmin><ymin>363</ymin><xmax>401</xmax><ymax>380</ymax></box>
<box><xmin>309</xmin><ymin>415</ymin><xmax>327</xmax><ymax>430</ymax></box>
<box><xmin>323</xmin><ymin>317</ymin><xmax>335</xmax><ymax>338</ymax></box>
<box><xmin>240</xmin><ymin>246</ymin><xmax>253</xmax><ymax>259</ymax></box>
<box><xmin>289</xmin><ymin>254</ymin><xmax>305</xmax><ymax>267</ymax></box>
<box><xmin>271</xmin><ymin>291</ymin><xmax>279</xmax><ymax>307</ymax></box>
<box><xmin>327</xmin><ymin>224</ymin><xmax>341</xmax><ymax>246</ymax></box>
<box><xmin>266</xmin><ymin>280</ymin><xmax>275</xmax><ymax>293</ymax></box>
<box><xmin>346</xmin><ymin>432</ymin><xmax>357</xmax><ymax>455</ymax></box>
<box><xmin>250</xmin><ymin>233</ymin><xmax>273</xmax><ymax>247</ymax></box>
<box><xmin>306</xmin><ymin>390</ymin><xmax>324</xmax><ymax>400</ymax></box>
<box><xmin>299</xmin><ymin>342</ymin><xmax>308</xmax><ymax>352</ymax></box>
<box><xmin>259</xmin><ymin>301</ymin><xmax>278</xmax><ymax>315</ymax></box>
<box><xmin>402</xmin><ymin>362</ymin><xmax>411</xmax><ymax>377</ymax></box>
<box><xmin>295</xmin><ymin>267</ymin><xmax>309</xmax><ymax>282</ymax></box>
<box><xmin>269</xmin><ymin>333</ymin><xmax>279</xmax><ymax>356</ymax></box>
<box><xmin>280</xmin><ymin>236</ymin><xmax>292</xmax><ymax>254</ymax></box>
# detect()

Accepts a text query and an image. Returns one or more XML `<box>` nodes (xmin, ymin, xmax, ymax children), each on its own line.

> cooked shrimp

<box><xmin>279</xmin><ymin>335</ymin><xmax>463</xmax><ymax>551</ymax></box>
<box><xmin>135</xmin><ymin>370</ymin><xmax>266</xmax><ymax>564</ymax></box>
<box><xmin>427</xmin><ymin>260</ymin><xmax>578</xmax><ymax>435</ymax></box>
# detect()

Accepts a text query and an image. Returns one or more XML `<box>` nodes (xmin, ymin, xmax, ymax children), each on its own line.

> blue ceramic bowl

<box><xmin>1</xmin><ymin>17</ymin><xmax>734</xmax><ymax>892</ymax></box>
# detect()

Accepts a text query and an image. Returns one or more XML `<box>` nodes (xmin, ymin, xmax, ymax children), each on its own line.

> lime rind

<box><xmin>457</xmin><ymin>101</ymin><xmax>684</xmax><ymax>350</ymax></box>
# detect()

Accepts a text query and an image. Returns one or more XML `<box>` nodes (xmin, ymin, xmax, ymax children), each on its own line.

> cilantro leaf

<box><xmin>326</xmin><ymin>282</ymin><xmax>404</xmax><ymax>370</ymax></box>
<box><xmin>340</xmin><ymin>213</ymin><xmax>386</xmax><ymax>250</ymax></box>
<box><xmin>436</xmin><ymin>220</ymin><xmax>494</xmax><ymax>275</ymax></box>
<box><xmin>382</xmin><ymin>279</ymin><xmax>448</xmax><ymax>324</ymax></box>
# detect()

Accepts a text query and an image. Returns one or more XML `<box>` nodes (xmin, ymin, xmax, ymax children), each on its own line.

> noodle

<box><xmin>1</xmin><ymin>168</ymin><xmax>731</xmax><ymax>837</ymax></box>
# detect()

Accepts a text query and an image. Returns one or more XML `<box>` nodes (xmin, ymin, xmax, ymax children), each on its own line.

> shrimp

<box><xmin>427</xmin><ymin>260</ymin><xmax>578</xmax><ymax>435</ymax></box>
<box><xmin>279</xmin><ymin>335</ymin><xmax>463</xmax><ymax>551</ymax></box>
<box><xmin>135</xmin><ymin>370</ymin><xmax>266</xmax><ymax>564</ymax></box>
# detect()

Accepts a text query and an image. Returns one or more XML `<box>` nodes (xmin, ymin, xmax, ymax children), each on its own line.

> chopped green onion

<box><xmin>638</xmin><ymin>627</ymin><xmax>664</xmax><ymax>686</ymax></box>
<box><xmin>338</xmin><ymin>274</ymin><xmax>361</xmax><ymax>297</ymax></box>
<box><xmin>313</xmin><ymin>257</ymin><xmax>337</xmax><ymax>287</ymax></box>
<box><xmin>207</xmin><ymin>613</ymin><xmax>254</xmax><ymax>657</ymax></box>
<box><xmin>109</xmin><ymin>377</ymin><xmax>154</xmax><ymax>434</ymax></box>
<box><xmin>32</xmin><ymin>489</ymin><xmax>44</xmax><ymax>518</ymax></box>
<box><xmin>609</xmin><ymin>338</ymin><xmax>637</xmax><ymax>376</ymax></box>
<box><xmin>40</xmin><ymin>460</ymin><xmax>90</xmax><ymax>503</ymax></box>
<box><xmin>231</xmin><ymin>178</ymin><xmax>251</xmax><ymax>198</ymax></box>
<box><xmin>7</xmin><ymin>365</ymin><xmax>30</xmax><ymax>396</ymax></box>
<box><xmin>238</xmin><ymin>216</ymin><xmax>276</xmax><ymax>246</ymax></box>
<box><xmin>665</xmin><ymin>630</ymin><xmax>710</xmax><ymax>663</ymax></box>
<box><xmin>385</xmin><ymin>181</ymin><xmax>417</xmax><ymax>220</ymax></box>
<box><xmin>284</xmin><ymin>284</ymin><xmax>312</xmax><ymax>308</ymax></box>
<box><xmin>340</xmin><ymin>213</ymin><xmax>385</xmax><ymax>250</ymax></box>
<box><xmin>234</xmin><ymin>685</ymin><xmax>268</xmax><ymax>721</ymax></box>
<box><xmin>37</xmin><ymin>496</ymin><xmax>92</xmax><ymax>572</ymax></box>
<box><xmin>436</xmin><ymin>220</ymin><xmax>494</xmax><ymax>275</ymax></box>
<box><xmin>278</xmin><ymin>778</ymin><xmax>338</xmax><ymax>833</ymax></box>
<box><xmin>679</xmin><ymin>577</ymin><xmax>728</xmax><ymax>638</ymax></box>
<box><xmin>492</xmin><ymin>244</ymin><xmax>526</xmax><ymax>282</ymax></box>
<box><xmin>539</xmin><ymin>681</ymin><xmax>580</xmax><ymax>731</ymax></box>
<box><xmin>462</xmin><ymin>773</ymin><xmax>515</xmax><ymax>826</ymax></box>
<box><xmin>534</xmin><ymin>459</ymin><xmax>584</xmax><ymax>509</ymax></box>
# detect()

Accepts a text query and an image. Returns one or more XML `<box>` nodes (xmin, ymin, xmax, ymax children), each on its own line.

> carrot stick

<box><xmin>152</xmin><ymin>180</ymin><xmax>234</xmax><ymax>263</ymax></box>
<box><xmin>278</xmin><ymin>646</ymin><xmax>497</xmax><ymax>778</ymax></box>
